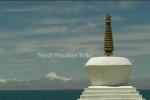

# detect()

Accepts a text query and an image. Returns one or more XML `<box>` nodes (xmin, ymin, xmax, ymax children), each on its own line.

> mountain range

<box><xmin>0</xmin><ymin>72</ymin><xmax>149</xmax><ymax>90</ymax></box>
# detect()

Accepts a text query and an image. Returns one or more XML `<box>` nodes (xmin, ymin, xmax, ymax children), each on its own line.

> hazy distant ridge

<box><xmin>0</xmin><ymin>77</ymin><xmax>149</xmax><ymax>90</ymax></box>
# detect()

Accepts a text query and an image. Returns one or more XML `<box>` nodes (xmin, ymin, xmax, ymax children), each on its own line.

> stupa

<box><xmin>78</xmin><ymin>14</ymin><xmax>145</xmax><ymax>100</ymax></box>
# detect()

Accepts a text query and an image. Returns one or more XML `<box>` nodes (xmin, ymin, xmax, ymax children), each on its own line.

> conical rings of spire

<box><xmin>104</xmin><ymin>14</ymin><xmax>114</xmax><ymax>56</ymax></box>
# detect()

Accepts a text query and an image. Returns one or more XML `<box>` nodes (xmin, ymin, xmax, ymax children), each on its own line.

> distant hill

<box><xmin>0</xmin><ymin>78</ymin><xmax>90</xmax><ymax>90</ymax></box>
<box><xmin>0</xmin><ymin>75</ymin><xmax>149</xmax><ymax>90</ymax></box>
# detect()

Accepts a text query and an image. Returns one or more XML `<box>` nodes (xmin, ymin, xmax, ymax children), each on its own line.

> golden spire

<box><xmin>104</xmin><ymin>14</ymin><xmax>114</xmax><ymax>56</ymax></box>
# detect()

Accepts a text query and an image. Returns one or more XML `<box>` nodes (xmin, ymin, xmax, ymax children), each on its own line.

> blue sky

<box><xmin>0</xmin><ymin>1</ymin><xmax>150</xmax><ymax>82</ymax></box>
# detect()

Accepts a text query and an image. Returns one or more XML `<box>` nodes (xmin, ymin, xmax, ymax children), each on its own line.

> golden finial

<box><xmin>104</xmin><ymin>14</ymin><xmax>114</xmax><ymax>56</ymax></box>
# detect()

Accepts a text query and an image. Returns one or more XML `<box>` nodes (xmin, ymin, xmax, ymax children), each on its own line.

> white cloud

<box><xmin>45</xmin><ymin>72</ymin><xmax>72</xmax><ymax>81</ymax></box>
<box><xmin>0</xmin><ymin>6</ymin><xmax>49</xmax><ymax>13</ymax></box>
<box><xmin>114</xmin><ymin>24</ymin><xmax>150</xmax><ymax>57</ymax></box>
<box><xmin>115</xmin><ymin>24</ymin><xmax>150</xmax><ymax>41</ymax></box>
<box><xmin>15</xmin><ymin>43</ymin><xmax>36</xmax><ymax>54</ymax></box>
<box><xmin>15</xmin><ymin>20</ymin><xmax>99</xmax><ymax>36</ymax></box>
<box><xmin>2</xmin><ymin>23</ymin><xmax>150</xmax><ymax>59</ymax></box>
<box><xmin>0</xmin><ymin>2</ymin><xmax>99</xmax><ymax>14</ymax></box>
<box><xmin>119</xmin><ymin>1</ymin><xmax>132</xmax><ymax>8</ymax></box>
<box><xmin>124</xmin><ymin>24</ymin><xmax>150</xmax><ymax>33</ymax></box>
<box><xmin>1</xmin><ymin>16</ymin><xmax>150</xmax><ymax>61</ymax></box>
<box><xmin>34</xmin><ymin>34</ymin><xmax>103</xmax><ymax>54</ymax></box>
<box><xmin>72</xmin><ymin>22</ymin><xmax>99</xmax><ymax>33</ymax></box>
<box><xmin>49</xmin><ymin>26</ymin><xmax>69</xmax><ymax>34</ymax></box>
<box><xmin>38</xmin><ymin>18</ymin><xmax>83</xmax><ymax>25</ymax></box>
<box><xmin>0</xmin><ymin>79</ymin><xmax>7</xmax><ymax>83</ymax></box>
<box><xmin>0</xmin><ymin>78</ymin><xmax>21</xmax><ymax>83</ymax></box>
<box><xmin>118</xmin><ymin>43</ymin><xmax>150</xmax><ymax>56</ymax></box>
<box><xmin>115</xmin><ymin>33</ymin><xmax>150</xmax><ymax>41</ymax></box>
<box><xmin>112</xmin><ymin>16</ymin><xmax>124</xmax><ymax>21</ymax></box>
<box><xmin>19</xmin><ymin>15</ymin><xmax>123</xmax><ymax>37</ymax></box>
<box><xmin>9</xmin><ymin>78</ymin><xmax>24</xmax><ymax>82</ymax></box>
<box><xmin>25</xmin><ymin>26</ymin><xmax>70</xmax><ymax>35</ymax></box>
<box><xmin>119</xmin><ymin>1</ymin><xmax>143</xmax><ymax>9</ymax></box>
<box><xmin>0</xmin><ymin>33</ymin><xmax>15</xmax><ymax>39</ymax></box>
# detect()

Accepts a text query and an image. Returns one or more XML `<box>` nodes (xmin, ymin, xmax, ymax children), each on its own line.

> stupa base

<box><xmin>78</xmin><ymin>86</ymin><xmax>145</xmax><ymax>100</ymax></box>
